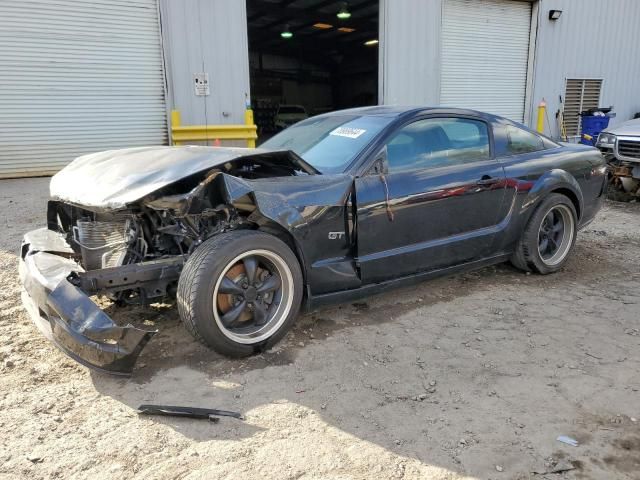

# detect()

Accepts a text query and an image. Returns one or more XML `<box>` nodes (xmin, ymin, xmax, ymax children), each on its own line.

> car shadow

<box><xmin>89</xmin><ymin>243</ymin><xmax>620</xmax><ymax>477</ymax></box>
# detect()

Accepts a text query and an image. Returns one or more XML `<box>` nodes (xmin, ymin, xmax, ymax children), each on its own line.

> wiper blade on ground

<box><xmin>137</xmin><ymin>404</ymin><xmax>244</xmax><ymax>422</ymax></box>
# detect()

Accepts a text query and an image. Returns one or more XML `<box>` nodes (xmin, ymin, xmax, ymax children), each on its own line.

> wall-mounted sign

<box><xmin>193</xmin><ymin>72</ymin><xmax>210</xmax><ymax>96</ymax></box>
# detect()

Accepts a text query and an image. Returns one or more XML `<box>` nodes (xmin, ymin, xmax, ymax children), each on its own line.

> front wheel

<box><xmin>177</xmin><ymin>230</ymin><xmax>303</xmax><ymax>357</ymax></box>
<box><xmin>511</xmin><ymin>193</ymin><xmax>578</xmax><ymax>274</ymax></box>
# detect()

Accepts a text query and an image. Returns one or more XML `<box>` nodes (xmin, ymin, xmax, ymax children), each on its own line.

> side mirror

<box><xmin>370</xmin><ymin>147</ymin><xmax>389</xmax><ymax>175</ymax></box>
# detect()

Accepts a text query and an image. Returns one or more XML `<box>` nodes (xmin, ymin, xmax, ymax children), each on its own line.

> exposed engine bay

<box><xmin>46</xmin><ymin>150</ymin><xmax>316</xmax><ymax>306</ymax></box>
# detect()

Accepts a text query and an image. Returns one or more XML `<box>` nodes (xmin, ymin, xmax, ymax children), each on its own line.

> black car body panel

<box><xmin>19</xmin><ymin>228</ymin><xmax>157</xmax><ymax>375</ymax></box>
<box><xmin>19</xmin><ymin>107</ymin><xmax>607</xmax><ymax>375</ymax></box>
<box><xmin>48</xmin><ymin>145</ymin><xmax>319</xmax><ymax>211</ymax></box>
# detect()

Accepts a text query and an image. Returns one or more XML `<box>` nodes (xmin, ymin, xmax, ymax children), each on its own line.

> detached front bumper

<box><xmin>19</xmin><ymin>228</ymin><xmax>157</xmax><ymax>376</ymax></box>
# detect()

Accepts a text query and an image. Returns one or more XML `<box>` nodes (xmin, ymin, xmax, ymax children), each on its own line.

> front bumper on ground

<box><xmin>19</xmin><ymin>228</ymin><xmax>157</xmax><ymax>376</ymax></box>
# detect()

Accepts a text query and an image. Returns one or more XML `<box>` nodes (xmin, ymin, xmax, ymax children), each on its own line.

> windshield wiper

<box><xmin>287</xmin><ymin>150</ymin><xmax>322</xmax><ymax>175</ymax></box>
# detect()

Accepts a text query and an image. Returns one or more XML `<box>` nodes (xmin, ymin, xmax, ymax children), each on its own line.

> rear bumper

<box><xmin>19</xmin><ymin>228</ymin><xmax>156</xmax><ymax>376</ymax></box>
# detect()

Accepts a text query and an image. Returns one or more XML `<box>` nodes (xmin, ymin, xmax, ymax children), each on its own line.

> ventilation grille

<box><xmin>563</xmin><ymin>79</ymin><xmax>603</xmax><ymax>138</ymax></box>
<box><xmin>618</xmin><ymin>139</ymin><xmax>640</xmax><ymax>160</ymax></box>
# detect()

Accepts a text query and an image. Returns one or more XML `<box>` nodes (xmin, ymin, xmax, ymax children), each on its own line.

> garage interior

<box><xmin>246</xmin><ymin>0</ymin><xmax>379</xmax><ymax>142</ymax></box>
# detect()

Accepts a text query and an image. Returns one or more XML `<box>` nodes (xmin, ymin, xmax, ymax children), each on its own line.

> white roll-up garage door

<box><xmin>441</xmin><ymin>0</ymin><xmax>532</xmax><ymax>122</ymax></box>
<box><xmin>0</xmin><ymin>0</ymin><xmax>167</xmax><ymax>179</ymax></box>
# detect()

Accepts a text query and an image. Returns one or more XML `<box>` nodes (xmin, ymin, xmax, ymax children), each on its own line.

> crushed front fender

<box><xmin>19</xmin><ymin>228</ymin><xmax>156</xmax><ymax>376</ymax></box>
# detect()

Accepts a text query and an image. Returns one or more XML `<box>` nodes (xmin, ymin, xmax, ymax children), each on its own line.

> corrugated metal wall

<box><xmin>531</xmin><ymin>0</ymin><xmax>640</xmax><ymax>136</ymax></box>
<box><xmin>380</xmin><ymin>0</ymin><xmax>442</xmax><ymax>106</ymax></box>
<box><xmin>380</xmin><ymin>0</ymin><xmax>534</xmax><ymax>116</ymax></box>
<box><xmin>382</xmin><ymin>0</ymin><xmax>640</xmax><ymax>137</ymax></box>
<box><xmin>440</xmin><ymin>0</ymin><xmax>532</xmax><ymax>122</ymax></box>
<box><xmin>160</xmin><ymin>0</ymin><xmax>251</xmax><ymax>126</ymax></box>
<box><xmin>0</xmin><ymin>0</ymin><xmax>167</xmax><ymax>179</ymax></box>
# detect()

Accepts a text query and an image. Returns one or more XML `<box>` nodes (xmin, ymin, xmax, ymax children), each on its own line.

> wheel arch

<box><xmin>549</xmin><ymin>186</ymin><xmax>581</xmax><ymax>220</ymax></box>
<box><xmin>253</xmin><ymin>220</ymin><xmax>309</xmax><ymax>285</ymax></box>
<box><xmin>524</xmin><ymin>169</ymin><xmax>584</xmax><ymax>222</ymax></box>
<box><xmin>224</xmin><ymin>190</ymin><xmax>311</xmax><ymax>286</ymax></box>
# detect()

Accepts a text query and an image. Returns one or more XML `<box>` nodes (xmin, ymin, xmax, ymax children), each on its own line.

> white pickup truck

<box><xmin>597</xmin><ymin>117</ymin><xmax>640</xmax><ymax>199</ymax></box>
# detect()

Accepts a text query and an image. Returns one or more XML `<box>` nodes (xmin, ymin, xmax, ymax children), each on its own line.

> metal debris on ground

<box><xmin>137</xmin><ymin>404</ymin><xmax>244</xmax><ymax>422</ymax></box>
<box><xmin>556</xmin><ymin>435</ymin><xmax>579</xmax><ymax>447</ymax></box>
<box><xmin>533</xmin><ymin>460</ymin><xmax>577</xmax><ymax>475</ymax></box>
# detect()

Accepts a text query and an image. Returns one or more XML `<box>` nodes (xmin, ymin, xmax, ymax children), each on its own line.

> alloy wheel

<box><xmin>537</xmin><ymin>204</ymin><xmax>575</xmax><ymax>266</ymax></box>
<box><xmin>213</xmin><ymin>249</ymin><xmax>294</xmax><ymax>344</ymax></box>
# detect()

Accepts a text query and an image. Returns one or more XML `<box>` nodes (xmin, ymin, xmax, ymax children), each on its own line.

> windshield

<box><xmin>261</xmin><ymin>114</ymin><xmax>394</xmax><ymax>174</ymax></box>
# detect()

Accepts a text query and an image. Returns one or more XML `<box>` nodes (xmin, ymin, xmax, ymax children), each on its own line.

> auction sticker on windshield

<box><xmin>330</xmin><ymin>127</ymin><xmax>367</xmax><ymax>139</ymax></box>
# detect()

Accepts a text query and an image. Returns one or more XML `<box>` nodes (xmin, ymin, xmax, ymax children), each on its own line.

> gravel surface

<box><xmin>1</xmin><ymin>177</ymin><xmax>639</xmax><ymax>480</ymax></box>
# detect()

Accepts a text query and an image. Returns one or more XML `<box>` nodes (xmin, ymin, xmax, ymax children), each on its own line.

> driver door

<box><xmin>355</xmin><ymin>116</ymin><xmax>507</xmax><ymax>284</ymax></box>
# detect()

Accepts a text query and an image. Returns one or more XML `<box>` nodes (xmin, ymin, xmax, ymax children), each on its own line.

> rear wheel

<box><xmin>511</xmin><ymin>193</ymin><xmax>577</xmax><ymax>274</ymax></box>
<box><xmin>177</xmin><ymin>230</ymin><xmax>303</xmax><ymax>357</ymax></box>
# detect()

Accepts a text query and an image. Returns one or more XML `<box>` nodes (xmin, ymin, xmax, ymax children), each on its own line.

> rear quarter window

<box><xmin>502</xmin><ymin>125</ymin><xmax>546</xmax><ymax>155</ymax></box>
<box><xmin>506</xmin><ymin>125</ymin><xmax>545</xmax><ymax>154</ymax></box>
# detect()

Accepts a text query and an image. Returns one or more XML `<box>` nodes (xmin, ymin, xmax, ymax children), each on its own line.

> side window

<box><xmin>385</xmin><ymin>118</ymin><xmax>490</xmax><ymax>172</ymax></box>
<box><xmin>505</xmin><ymin>125</ymin><xmax>545</xmax><ymax>155</ymax></box>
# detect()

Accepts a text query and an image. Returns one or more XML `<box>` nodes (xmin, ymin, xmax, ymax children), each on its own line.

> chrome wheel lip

<box><xmin>537</xmin><ymin>204</ymin><xmax>575</xmax><ymax>266</ymax></box>
<box><xmin>213</xmin><ymin>249</ymin><xmax>294</xmax><ymax>344</ymax></box>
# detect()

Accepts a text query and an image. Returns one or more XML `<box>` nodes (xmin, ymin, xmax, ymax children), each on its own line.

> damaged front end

<box><xmin>19</xmin><ymin>228</ymin><xmax>166</xmax><ymax>375</ymax></box>
<box><xmin>19</xmin><ymin>222</ymin><xmax>192</xmax><ymax>375</ymax></box>
<box><xmin>20</xmin><ymin>147</ymin><xmax>318</xmax><ymax>375</ymax></box>
<box><xmin>606</xmin><ymin>162</ymin><xmax>640</xmax><ymax>200</ymax></box>
<box><xmin>597</xmin><ymin>136</ymin><xmax>640</xmax><ymax>200</ymax></box>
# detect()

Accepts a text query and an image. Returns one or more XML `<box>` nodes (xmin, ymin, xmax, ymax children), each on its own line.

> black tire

<box><xmin>177</xmin><ymin>230</ymin><xmax>303</xmax><ymax>357</ymax></box>
<box><xmin>511</xmin><ymin>193</ymin><xmax>578</xmax><ymax>274</ymax></box>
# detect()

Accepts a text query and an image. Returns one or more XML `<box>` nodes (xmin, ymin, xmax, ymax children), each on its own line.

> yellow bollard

<box><xmin>170</xmin><ymin>108</ymin><xmax>257</xmax><ymax>147</ymax></box>
<box><xmin>171</xmin><ymin>110</ymin><xmax>182</xmax><ymax>145</ymax></box>
<box><xmin>536</xmin><ymin>99</ymin><xmax>546</xmax><ymax>134</ymax></box>
<box><xmin>244</xmin><ymin>109</ymin><xmax>256</xmax><ymax>148</ymax></box>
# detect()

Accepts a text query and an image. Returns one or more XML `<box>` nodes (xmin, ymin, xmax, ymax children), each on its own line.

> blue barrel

<box><xmin>580</xmin><ymin>115</ymin><xmax>611</xmax><ymax>145</ymax></box>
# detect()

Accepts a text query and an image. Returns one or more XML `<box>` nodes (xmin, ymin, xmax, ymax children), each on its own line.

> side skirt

<box><xmin>305</xmin><ymin>253</ymin><xmax>511</xmax><ymax>311</ymax></box>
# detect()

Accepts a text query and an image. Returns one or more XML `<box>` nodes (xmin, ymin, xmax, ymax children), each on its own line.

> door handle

<box><xmin>476</xmin><ymin>175</ymin><xmax>499</xmax><ymax>186</ymax></box>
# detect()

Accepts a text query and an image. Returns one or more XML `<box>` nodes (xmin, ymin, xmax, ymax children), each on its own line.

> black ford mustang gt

<box><xmin>19</xmin><ymin>106</ymin><xmax>607</xmax><ymax>375</ymax></box>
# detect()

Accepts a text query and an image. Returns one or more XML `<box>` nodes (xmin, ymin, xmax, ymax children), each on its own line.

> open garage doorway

<box><xmin>246</xmin><ymin>0</ymin><xmax>379</xmax><ymax>143</ymax></box>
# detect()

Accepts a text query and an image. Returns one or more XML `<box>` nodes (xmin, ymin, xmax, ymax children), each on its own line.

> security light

<box><xmin>337</xmin><ymin>2</ymin><xmax>351</xmax><ymax>19</ymax></box>
<box><xmin>549</xmin><ymin>9</ymin><xmax>562</xmax><ymax>20</ymax></box>
<box><xmin>364</xmin><ymin>39</ymin><xmax>379</xmax><ymax>46</ymax></box>
<box><xmin>281</xmin><ymin>24</ymin><xmax>293</xmax><ymax>39</ymax></box>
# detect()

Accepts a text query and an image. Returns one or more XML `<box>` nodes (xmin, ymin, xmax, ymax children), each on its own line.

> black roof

<box><xmin>318</xmin><ymin>105</ymin><xmax>504</xmax><ymax>121</ymax></box>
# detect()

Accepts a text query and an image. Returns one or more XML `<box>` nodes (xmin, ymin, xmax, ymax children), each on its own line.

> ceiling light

<box><xmin>313</xmin><ymin>22</ymin><xmax>333</xmax><ymax>29</ymax></box>
<box><xmin>364</xmin><ymin>39</ymin><xmax>379</xmax><ymax>46</ymax></box>
<box><xmin>548</xmin><ymin>9</ymin><xmax>562</xmax><ymax>20</ymax></box>
<box><xmin>338</xmin><ymin>27</ymin><xmax>355</xmax><ymax>33</ymax></box>
<box><xmin>337</xmin><ymin>2</ymin><xmax>351</xmax><ymax>19</ymax></box>
<box><xmin>280</xmin><ymin>24</ymin><xmax>293</xmax><ymax>39</ymax></box>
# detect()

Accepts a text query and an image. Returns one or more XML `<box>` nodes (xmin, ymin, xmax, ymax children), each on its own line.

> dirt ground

<box><xmin>0</xmin><ymin>177</ymin><xmax>639</xmax><ymax>480</ymax></box>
